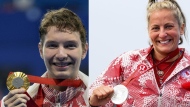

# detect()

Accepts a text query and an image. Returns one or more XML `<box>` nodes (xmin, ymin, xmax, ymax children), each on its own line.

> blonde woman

<box><xmin>89</xmin><ymin>0</ymin><xmax>190</xmax><ymax>106</ymax></box>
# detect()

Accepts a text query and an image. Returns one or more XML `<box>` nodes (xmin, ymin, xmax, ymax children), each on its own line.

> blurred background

<box><xmin>0</xmin><ymin>0</ymin><xmax>88</xmax><ymax>99</ymax></box>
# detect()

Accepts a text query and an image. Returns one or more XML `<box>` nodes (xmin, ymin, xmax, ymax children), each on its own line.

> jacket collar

<box><xmin>27</xmin><ymin>71</ymin><xmax>88</xmax><ymax>98</ymax></box>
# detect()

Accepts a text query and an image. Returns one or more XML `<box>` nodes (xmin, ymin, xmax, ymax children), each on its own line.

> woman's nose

<box><xmin>159</xmin><ymin>28</ymin><xmax>167</xmax><ymax>38</ymax></box>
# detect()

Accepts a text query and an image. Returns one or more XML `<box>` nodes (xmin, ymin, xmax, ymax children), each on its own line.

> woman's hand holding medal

<box><xmin>89</xmin><ymin>85</ymin><xmax>114</xmax><ymax>106</ymax></box>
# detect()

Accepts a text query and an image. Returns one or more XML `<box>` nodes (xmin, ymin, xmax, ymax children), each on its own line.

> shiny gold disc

<box><xmin>6</xmin><ymin>72</ymin><xmax>30</xmax><ymax>91</ymax></box>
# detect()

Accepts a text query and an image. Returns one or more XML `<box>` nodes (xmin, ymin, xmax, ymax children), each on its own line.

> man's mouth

<box><xmin>53</xmin><ymin>62</ymin><xmax>72</xmax><ymax>67</ymax></box>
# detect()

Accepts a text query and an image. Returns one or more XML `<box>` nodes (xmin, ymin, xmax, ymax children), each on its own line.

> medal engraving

<box><xmin>6</xmin><ymin>72</ymin><xmax>30</xmax><ymax>91</ymax></box>
<box><xmin>12</xmin><ymin>77</ymin><xmax>24</xmax><ymax>88</ymax></box>
<box><xmin>111</xmin><ymin>85</ymin><xmax>128</xmax><ymax>104</ymax></box>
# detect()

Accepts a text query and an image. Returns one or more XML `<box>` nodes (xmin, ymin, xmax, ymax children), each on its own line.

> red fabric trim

<box><xmin>34</xmin><ymin>85</ymin><xmax>45</xmax><ymax>107</ymax></box>
<box><xmin>25</xmin><ymin>92</ymin><xmax>39</xmax><ymax>107</ymax></box>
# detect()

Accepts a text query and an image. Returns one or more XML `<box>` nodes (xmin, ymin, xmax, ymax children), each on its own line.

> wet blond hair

<box><xmin>147</xmin><ymin>0</ymin><xmax>187</xmax><ymax>44</ymax></box>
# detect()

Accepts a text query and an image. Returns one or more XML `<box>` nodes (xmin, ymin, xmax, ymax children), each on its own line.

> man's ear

<box><xmin>82</xmin><ymin>43</ymin><xmax>88</xmax><ymax>60</ymax></box>
<box><xmin>38</xmin><ymin>42</ymin><xmax>43</xmax><ymax>59</ymax></box>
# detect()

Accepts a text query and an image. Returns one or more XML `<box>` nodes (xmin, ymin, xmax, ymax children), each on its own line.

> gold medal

<box><xmin>6</xmin><ymin>72</ymin><xmax>30</xmax><ymax>91</ymax></box>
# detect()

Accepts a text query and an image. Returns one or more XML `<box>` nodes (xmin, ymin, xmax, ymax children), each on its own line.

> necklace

<box><xmin>156</xmin><ymin>62</ymin><xmax>172</xmax><ymax>77</ymax></box>
<box><xmin>156</xmin><ymin>60</ymin><xmax>176</xmax><ymax>85</ymax></box>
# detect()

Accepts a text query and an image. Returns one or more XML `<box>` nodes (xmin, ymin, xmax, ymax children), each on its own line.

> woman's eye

<box><xmin>165</xmin><ymin>25</ymin><xmax>173</xmax><ymax>29</ymax></box>
<box><xmin>151</xmin><ymin>27</ymin><xmax>159</xmax><ymax>31</ymax></box>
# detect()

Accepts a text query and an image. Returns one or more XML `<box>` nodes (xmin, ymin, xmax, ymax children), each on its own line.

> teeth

<box><xmin>55</xmin><ymin>63</ymin><xmax>68</xmax><ymax>67</ymax></box>
<box><xmin>159</xmin><ymin>40</ymin><xmax>170</xmax><ymax>44</ymax></box>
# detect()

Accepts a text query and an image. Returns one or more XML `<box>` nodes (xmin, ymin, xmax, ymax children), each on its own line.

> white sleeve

<box><xmin>1</xmin><ymin>96</ymin><xmax>6</xmax><ymax>107</ymax></box>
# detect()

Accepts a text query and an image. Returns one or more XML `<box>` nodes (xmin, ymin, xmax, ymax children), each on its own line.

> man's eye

<box><xmin>47</xmin><ymin>44</ymin><xmax>57</xmax><ymax>48</ymax></box>
<box><xmin>65</xmin><ymin>44</ymin><xmax>76</xmax><ymax>49</ymax></box>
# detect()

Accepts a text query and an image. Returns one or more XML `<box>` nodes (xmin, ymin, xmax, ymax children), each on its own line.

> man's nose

<box><xmin>56</xmin><ymin>47</ymin><xmax>68</xmax><ymax>61</ymax></box>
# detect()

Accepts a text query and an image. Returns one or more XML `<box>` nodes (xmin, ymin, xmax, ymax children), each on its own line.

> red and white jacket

<box><xmin>89</xmin><ymin>47</ymin><xmax>190</xmax><ymax>107</ymax></box>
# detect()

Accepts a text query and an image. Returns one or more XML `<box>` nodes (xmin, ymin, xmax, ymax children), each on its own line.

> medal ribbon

<box><xmin>9</xmin><ymin>72</ymin><xmax>83</xmax><ymax>87</ymax></box>
<box><xmin>27</xmin><ymin>74</ymin><xmax>83</xmax><ymax>87</ymax></box>
<box><xmin>122</xmin><ymin>48</ymin><xmax>180</xmax><ymax>86</ymax></box>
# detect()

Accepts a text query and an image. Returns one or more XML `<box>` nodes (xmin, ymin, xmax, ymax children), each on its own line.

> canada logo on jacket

<box><xmin>180</xmin><ymin>68</ymin><xmax>190</xmax><ymax>91</ymax></box>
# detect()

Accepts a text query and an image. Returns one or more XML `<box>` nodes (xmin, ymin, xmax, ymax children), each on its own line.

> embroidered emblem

<box><xmin>137</xmin><ymin>64</ymin><xmax>148</xmax><ymax>73</ymax></box>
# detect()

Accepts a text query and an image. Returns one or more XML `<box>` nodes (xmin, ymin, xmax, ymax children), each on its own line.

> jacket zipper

<box><xmin>158</xmin><ymin>91</ymin><xmax>162</xmax><ymax>107</ymax></box>
<box><xmin>158</xmin><ymin>86</ymin><xmax>164</xmax><ymax>107</ymax></box>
